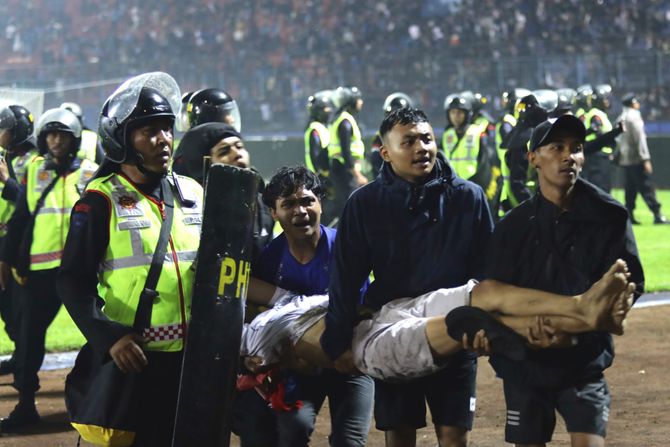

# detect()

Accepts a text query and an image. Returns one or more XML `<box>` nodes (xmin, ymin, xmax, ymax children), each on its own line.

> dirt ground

<box><xmin>0</xmin><ymin>304</ymin><xmax>668</xmax><ymax>447</ymax></box>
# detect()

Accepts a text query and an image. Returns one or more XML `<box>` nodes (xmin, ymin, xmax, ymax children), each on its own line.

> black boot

<box><xmin>0</xmin><ymin>357</ymin><xmax>15</xmax><ymax>376</ymax></box>
<box><xmin>0</xmin><ymin>392</ymin><xmax>40</xmax><ymax>432</ymax></box>
<box><xmin>654</xmin><ymin>213</ymin><xmax>670</xmax><ymax>225</ymax></box>
<box><xmin>630</xmin><ymin>215</ymin><xmax>641</xmax><ymax>225</ymax></box>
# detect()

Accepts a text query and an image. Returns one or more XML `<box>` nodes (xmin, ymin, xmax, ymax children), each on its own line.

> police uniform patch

<box><xmin>118</xmin><ymin>195</ymin><xmax>137</xmax><ymax>209</ymax></box>
<box><xmin>38</xmin><ymin>170</ymin><xmax>50</xmax><ymax>181</ymax></box>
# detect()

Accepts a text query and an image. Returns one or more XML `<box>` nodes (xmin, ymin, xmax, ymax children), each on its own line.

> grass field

<box><xmin>0</xmin><ymin>189</ymin><xmax>668</xmax><ymax>355</ymax></box>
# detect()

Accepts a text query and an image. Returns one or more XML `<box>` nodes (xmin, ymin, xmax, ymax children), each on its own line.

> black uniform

<box><xmin>486</xmin><ymin>178</ymin><xmax>644</xmax><ymax>444</ymax></box>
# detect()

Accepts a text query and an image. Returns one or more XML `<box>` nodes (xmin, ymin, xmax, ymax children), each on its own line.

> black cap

<box><xmin>622</xmin><ymin>92</ymin><xmax>638</xmax><ymax>107</ymax></box>
<box><xmin>529</xmin><ymin>115</ymin><xmax>586</xmax><ymax>152</ymax></box>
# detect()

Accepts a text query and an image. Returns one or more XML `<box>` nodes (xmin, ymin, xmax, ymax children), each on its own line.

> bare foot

<box><xmin>606</xmin><ymin>282</ymin><xmax>636</xmax><ymax>335</ymax></box>
<box><xmin>578</xmin><ymin>259</ymin><xmax>629</xmax><ymax>330</ymax></box>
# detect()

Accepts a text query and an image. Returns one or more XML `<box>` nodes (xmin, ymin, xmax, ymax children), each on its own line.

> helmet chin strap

<box><xmin>129</xmin><ymin>149</ymin><xmax>166</xmax><ymax>182</ymax></box>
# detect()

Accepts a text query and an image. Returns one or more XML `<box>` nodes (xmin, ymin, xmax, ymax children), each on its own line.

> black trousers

<box><xmin>0</xmin><ymin>269</ymin><xmax>21</xmax><ymax>344</ymax></box>
<box><xmin>623</xmin><ymin>164</ymin><xmax>662</xmax><ymax>215</ymax></box>
<box><xmin>14</xmin><ymin>268</ymin><xmax>62</xmax><ymax>393</ymax></box>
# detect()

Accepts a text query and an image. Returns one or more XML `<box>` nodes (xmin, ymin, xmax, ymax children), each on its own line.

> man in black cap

<box><xmin>485</xmin><ymin>115</ymin><xmax>644</xmax><ymax>447</ymax></box>
<box><xmin>616</xmin><ymin>93</ymin><xmax>668</xmax><ymax>224</ymax></box>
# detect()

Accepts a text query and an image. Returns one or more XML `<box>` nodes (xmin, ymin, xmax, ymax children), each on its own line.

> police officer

<box><xmin>581</xmin><ymin>84</ymin><xmax>619</xmax><ymax>192</ymax></box>
<box><xmin>58</xmin><ymin>72</ymin><xmax>203</xmax><ymax>446</ymax></box>
<box><xmin>187</xmin><ymin>87</ymin><xmax>241</xmax><ymax>131</ymax></box>
<box><xmin>574</xmin><ymin>84</ymin><xmax>593</xmax><ymax>121</ymax></box>
<box><xmin>327</xmin><ymin>86</ymin><xmax>367</xmax><ymax>221</ymax></box>
<box><xmin>0</xmin><ymin>104</ymin><xmax>38</xmax><ymax>376</ymax></box>
<box><xmin>501</xmin><ymin>94</ymin><xmax>549</xmax><ymax>208</ymax></box>
<box><xmin>442</xmin><ymin>93</ymin><xmax>501</xmax><ymax>212</ymax></box>
<box><xmin>0</xmin><ymin>107</ymin><xmax>97</xmax><ymax>431</ymax></box>
<box><xmin>172</xmin><ymin>88</ymin><xmax>241</xmax><ymax>176</ymax></box>
<box><xmin>60</xmin><ymin>102</ymin><xmax>105</xmax><ymax>164</ymax></box>
<box><xmin>497</xmin><ymin>88</ymin><xmax>530</xmax><ymax>214</ymax></box>
<box><xmin>554</xmin><ymin>88</ymin><xmax>577</xmax><ymax>117</ymax></box>
<box><xmin>305</xmin><ymin>90</ymin><xmax>333</xmax><ymax>178</ymax></box>
<box><xmin>369</xmin><ymin>92</ymin><xmax>414</xmax><ymax>177</ymax></box>
<box><xmin>465</xmin><ymin>91</ymin><xmax>496</xmax><ymax>140</ymax></box>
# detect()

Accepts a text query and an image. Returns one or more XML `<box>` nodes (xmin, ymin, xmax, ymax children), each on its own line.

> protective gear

<box><xmin>591</xmin><ymin>84</ymin><xmax>613</xmax><ymax>110</ymax></box>
<box><xmin>176</xmin><ymin>90</ymin><xmax>199</xmax><ymax>132</ymax></box>
<box><xmin>554</xmin><ymin>88</ymin><xmax>577</xmax><ymax>116</ymax></box>
<box><xmin>515</xmin><ymin>94</ymin><xmax>548</xmax><ymax>127</ymax></box>
<box><xmin>187</xmin><ymin>88</ymin><xmax>241</xmax><ymax>132</ymax></box>
<box><xmin>26</xmin><ymin>157</ymin><xmax>98</xmax><ymax>271</ymax></box>
<box><xmin>35</xmin><ymin>108</ymin><xmax>82</xmax><ymax>157</ymax></box>
<box><xmin>98</xmin><ymin>72</ymin><xmax>180</xmax><ymax>164</ymax></box>
<box><xmin>331</xmin><ymin>86</ymin><xmax>362</xmax><ymax>113</ymax></box>
<box><xmin>531</xmin><ymin>89</ymin><xmax>559</xmax><ymax>116</ymax></box>
<box><xmin>59</xmin><ymin>102</ymin><xmax>83</xmax><ymax>123</ymax></box>
<box><xmin>502</xmin><ymin>88</ymin><xmax>531</xmax><ymax>114</ymax></box>
<box><xmin>445</xmin><ymin>94</ymin><xmax>473</xmax><ymax>127</ymax></box>
<box><xmin>0</xmin><ymin>105</ymin><xmax>34</xmax><ymax>148</ymax></box>
<box><xmin>575</xmin><ymin>84</ymin><xmax>593</xmax><ymax>118</ymax></box>
<box><xmin>307</xmin><ymin>90</ymin><xmax>334</xmax><ymax>124</ymax></box>
<box><xmin>382</xmin><ymin>92</ymin><xmax>413</xmax><ymax>115</ymax></box>
<box><xmin>305</xmin><ymin>121</ymin><xmax>330</xmax><ymax>175</ymax></box>
<box><xmin>329</xmin><ymin>111</ymin><xmax>364</xmax><ymax>164</ymax></box>
<box><xmin>89</xmin><ymin>173</ymin><xmax>202</xmax><ymax>351</ymax></box>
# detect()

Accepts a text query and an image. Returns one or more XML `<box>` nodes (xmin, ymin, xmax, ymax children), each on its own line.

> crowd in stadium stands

<box><xmin>1</xmin><ymin>0</ymin><xmax>670</xmax><ymax>131</ymax></box>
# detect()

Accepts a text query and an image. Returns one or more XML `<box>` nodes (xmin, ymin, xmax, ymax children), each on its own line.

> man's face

<box><xmin>223</xmin><ymin>112</ymin><xmax>236</xmax><ymax>127</ymax></box>
<box><xmin>271</xmin><ymin>187</ymin><xmax>322</xmax><ymax>242</ymax></box>
<box><xmin>209</xmin><ymin>136</ymin><xmax>250</xmax><ymax>168</ymax></box>
<box><xmin>355</xmin><ymin>98</ymin><xmax>364</xmax><ymax>112</ymax></box>
<box><xmin>528</xmin><ymin>131</ymin><xmax>585</xmax><ymax>191</ymax></box>
<box><xmin>448</xmin><ymin>109</ymin><xmax>466</xmax><ymax>128</ymax></box>
<box><xmin>46</xmin><ymin>131</ymin><xmax>74</xmax><ymax>159</ymax></box>
<box><xmin>129</xmin><ymin>118</ymin><xmax>173</xmax><ymax>174</ymax></box>
<box><xmin>0</xmin><ymin>129</ymin><xmax>11</xmax><ymax>148</ymax></box>
<box><xmin>380</xmin><ymin>121</ymin><xmax>437</xmax><ymax>184</ymax></box>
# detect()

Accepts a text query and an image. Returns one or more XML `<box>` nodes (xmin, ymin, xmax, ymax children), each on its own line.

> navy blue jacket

<box><xmin>321</xmin><ymin>153</ymin><xmax>494</xmax><ymax>361</ymax></box>
<box><xmin>486</xmin><ymin>178</ymin><xmax>644</xmax><ymax>385</ymax></box>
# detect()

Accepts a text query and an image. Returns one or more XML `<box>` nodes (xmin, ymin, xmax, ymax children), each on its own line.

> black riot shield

<box><xmin>172</xmin><ymin>164</ymin><xmax>261</xmax><ymax>447</ymax></box>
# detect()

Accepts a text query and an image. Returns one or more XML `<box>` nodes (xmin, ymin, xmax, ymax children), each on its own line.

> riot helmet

<box><xmin>307</xmin><ymin>90</ymin><xmax>334</xmax><ymax>124</ymax></box>
<box><xmin>592</xmin><ymin>84</ymin><xmax>613</xmax><ymax>110</ymax></box>
<box><xmin>445</xmin><ymin>94</ymin><xmax>473</xmax><ymax>128</ymax></box>
<box><xmin>60</xmin><ymin>102</ymin><xmax>83</xmax><ymax>125</ymax></box>
<box><xmin>0</xmin><ymin>104</ymin><xmax>34</xmax><ymax>149</ymax></box>
<box><xmin>575</xmin><ymin>84</ymin><xmax>593</xmax><ymax>109</ymax></box>
<box><xmin>176</xmin><ymin>90</ymin><xmax>199</xmax><ymax>132</ymax></box>
<box><xmin>36</xmin><ymin>108</ymin><xmax>82</xmax><ymax>157</ymax></box>
<box><xmin>501</xmin><ymin>88</ymin><xmax>531</xmax><ymax>114</ymax></box>
<box><xmin>532</xmin><ymin>89</ymin><xmax>559</xmax><ymax>115</ymax></box>
<box><xmin>554</xmin><ymin>88</ymin><xmax>577</xmax><ymax>116</ymax></box>
<box><xmin>382</xmin><ymin>92</ymin><xmax>413</xmax><ymax>116</ymax></box>
<box><xmin>332</xmin><ymin>86</ymin><xmax>363</xmax><ymax>113</ymax></box>
<box><xmin>187</xmin><ymin>88</ymin><xmax>241</xmax><ymax>132</ymax></box>
<box><xmin>98</xmin><ymin>72</ymin><xmax>180</xmax><ymax>164</ymax></box>
<box><xmin>515</xmin><ymin>94</ymin><xmax>548</xmax><ymax>127</ymax></box>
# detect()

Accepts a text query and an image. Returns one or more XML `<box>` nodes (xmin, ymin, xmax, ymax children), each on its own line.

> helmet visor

<box><xmin>106</xmin><ymin>72</ymin><xmax>181</xmax><ymax>125</ymax></box>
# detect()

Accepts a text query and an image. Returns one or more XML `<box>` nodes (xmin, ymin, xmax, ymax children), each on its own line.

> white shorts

<box><xmin>352</xmin><ymin>280</ymin><xmax>476</xmax><ymax>381</ymax></box>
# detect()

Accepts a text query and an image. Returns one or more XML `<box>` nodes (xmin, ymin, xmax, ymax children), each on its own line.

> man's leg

<box><xmin>557</xmin><ymin>377</ymin><xmax>610</xmax><ymax>447</ymax></box>
<box><xmin>374</xmin><ymin>378</ymin><xmax>427</xmax><ymax>447</ymax></box>
<box><xmin>326</xmin><ymin>370</ymin><xmax>374</xmax><ymax>447</ymax></box>
<box><xmin>471</xmin><ymin>259</ymin><xmax>631</xmax><ymax>331</ymax></box>
<box><xmin>623</xmin><ymin>166</ymin><xmax>639</xmax><ymax>218</ymax></box>
<box><xmin>276</xmin><ymin>372</ymin><xmax>326</xmax><ymax>447</ymax></box>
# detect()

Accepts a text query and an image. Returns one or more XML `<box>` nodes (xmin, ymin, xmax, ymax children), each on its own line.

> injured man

<box><xmin>240</xmin><ymin>259</ymin><xmax>635</xmax><ymax>382</ymax></box>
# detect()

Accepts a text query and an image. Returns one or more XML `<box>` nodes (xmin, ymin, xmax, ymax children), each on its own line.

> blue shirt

<box><xmin>254</xmin><ymin>224</ymin><xmax>337</xmax><ymax>296</ymax></box>
<box><xmin>321</xmin><ymin>154</ymin><xmax>494</xmax><ymax>361</ymax></box>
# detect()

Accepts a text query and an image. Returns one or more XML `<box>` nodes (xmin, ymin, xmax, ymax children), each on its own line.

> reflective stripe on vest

<box><xmin>77</xmin><ymin>129</ymin><xmax>99</xmax><ymax>162</ymax></box>
<box><xmin>328</xmin><ymin>111</ymin><xmax>364</xmax><ymax>164</ymax></box>
<box><xmin>304</xmin><ymin>121</ymin><xmax>330</xmax><ymax>173</ymax></box>
<box><xmin>87</xmin><ymin>173</ymin><xmax>203</xmax><ymax>351</ymax></box>
<box><xmin>583</xmin><ymin>108</ymin><xmax>614</xmax><ymax>154</ymax></box>
<box><xmin>443</xmin><ymin>123</ymin><xmax>483</xmax><ymax>179</ymax></box>
<box><xmin>26</xmin><ymin>157</ymin><xmax>98</xmax><ymax>270</ymax></box>
<box><xmin>0</xmin><ymin>148</ymin><xmax>39</xmax><ymax>237</ymax></box>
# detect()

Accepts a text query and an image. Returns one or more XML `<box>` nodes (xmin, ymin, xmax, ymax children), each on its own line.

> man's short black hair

<box><xmin>262</xmin><ymin>165</ymin><xmax>325</xmax><ymax>209</ymax></box>
<box><xmin>379</xmin><ymin>107</ymin><xmax>430</xmax><ymax>140</ymax></box>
